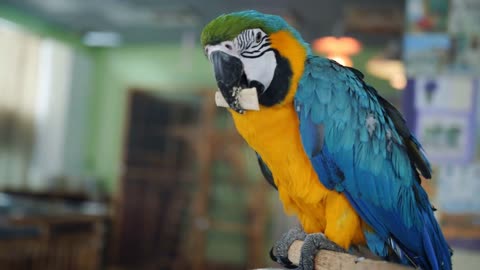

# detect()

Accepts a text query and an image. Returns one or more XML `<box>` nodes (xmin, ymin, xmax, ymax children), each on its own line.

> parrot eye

<box><xmin>256</xmin><ymin>32</ymin><xmax>262</xmax><ymax>43</ymax></box>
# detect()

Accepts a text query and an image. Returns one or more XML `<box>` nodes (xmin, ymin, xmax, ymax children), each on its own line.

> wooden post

<box><xmin>284</xmin><ymin>240</ymin><xmax>413</xmax><ymax>270</ymax></box>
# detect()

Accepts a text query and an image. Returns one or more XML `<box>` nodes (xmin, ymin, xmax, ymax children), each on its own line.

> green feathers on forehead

<box><xmin>201</xmin><ymin>10</ymin><xmax>305</xmax><ymax>46</ymax></box>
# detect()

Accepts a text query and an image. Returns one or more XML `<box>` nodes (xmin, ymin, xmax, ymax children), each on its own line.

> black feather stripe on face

<box><xmin>257</xmin><ymin>50</ymin><xmax>292</xmax><ymax>106</ymax></box>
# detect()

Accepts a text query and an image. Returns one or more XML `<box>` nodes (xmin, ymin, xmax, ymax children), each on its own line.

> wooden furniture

<box><xmin>0</xmin><ymin>193</ymin><xmax>108</xmax><ymax>270</ymax></box>
<box><xmin>0</xmin><ymin>220</ymin><xmax>104</xmax><ymax>270</ymax></box>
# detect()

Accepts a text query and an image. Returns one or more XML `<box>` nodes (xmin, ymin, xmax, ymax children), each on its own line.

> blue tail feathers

<box><xmin>389</xmin><ymin>187</ymin><xmax>453</xmax><ymax>270</ymax></box>
<box><xmin>419</xmin><ymin>209</ymin><xmax>452</xmax><ymax>270</ymax></box>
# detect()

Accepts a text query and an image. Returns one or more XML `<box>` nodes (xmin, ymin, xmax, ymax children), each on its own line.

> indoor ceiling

<box><xmin>1</xmin><ymin>0</ymin><xmax>405</xmax><ymax>46</ymax></box>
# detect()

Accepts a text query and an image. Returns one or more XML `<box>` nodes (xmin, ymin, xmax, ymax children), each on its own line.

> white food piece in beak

<box><xmin>215</xmin><ymin>87</ymin><xmax>260</xmax><ymax>111</ymax></box>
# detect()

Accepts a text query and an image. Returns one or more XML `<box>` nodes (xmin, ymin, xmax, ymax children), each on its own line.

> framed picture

<box><xmin>403</xmin><ymin>77</ymin><xmax>478</xmax><ymax>164</ymax></box>
<box><xmin>406</xmin><ymin>0</ymin><xmax>449</xmax><ymax>33</ymax></box>
<box><xmin>416</xmin><ymin>112</ymin><xmax>473</xmax><ymax>164</ymax></box>
<box><xmin>413</xmin><ymin>76</ymin><xmax>475</xmax><ymax>112</ymax></box>
<box><xmin>403</xmin><ymin>34</ymin><xmax>451</xmax><ymax>75</ymax></box>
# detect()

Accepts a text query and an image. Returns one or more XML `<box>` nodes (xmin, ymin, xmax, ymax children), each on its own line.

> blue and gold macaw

<box><xmin>201</xmin><ymin>10</ymin><xmax>452</xmax><ymax>270</ymax></box>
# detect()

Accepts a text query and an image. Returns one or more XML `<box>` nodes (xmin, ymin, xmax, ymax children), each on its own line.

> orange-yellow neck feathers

<box><xmin>269</xmin><ymin>30</ymin><xmax>308</xmax><ymax>105</ymax></box>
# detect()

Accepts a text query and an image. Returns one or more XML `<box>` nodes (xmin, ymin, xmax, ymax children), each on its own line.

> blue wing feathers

<box><xmin>364</xmin><ymin>230</ymin><xmax>388</xmax><ymax>257</ymax></box>
<box><xmin>295</xmin><ymin>56</ymin><xmax>452</xmax><ymax>269</ymax></box>
<box><xmin>317</xmin><ymin>83</ymin><xmax>331</xmax><ymax>103</ymax></box>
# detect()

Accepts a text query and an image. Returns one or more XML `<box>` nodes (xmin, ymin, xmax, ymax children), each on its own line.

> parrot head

<box><xmin>201</xmin><ymin>10</ymin><xmax>310</xmax><ymax>113</ymax></box>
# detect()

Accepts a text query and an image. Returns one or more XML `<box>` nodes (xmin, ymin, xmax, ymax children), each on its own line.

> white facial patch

<box><xmin>205</xmin><ymin>28</ymin><xmax>277</xmax><ymax>92</ymax></box>
<box><xmin>241</xmin><ymin>51</ymin><xmax>276</xmax><ymax>94</ymax></box>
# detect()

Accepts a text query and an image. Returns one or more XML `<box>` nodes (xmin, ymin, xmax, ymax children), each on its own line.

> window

<box><xmin>0</xmin><ymin>20</ymin><xmax>73</xmax><ymax>190</ymax></box>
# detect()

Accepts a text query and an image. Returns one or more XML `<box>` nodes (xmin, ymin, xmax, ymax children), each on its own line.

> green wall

<box><xmin>89</xmin><ymin>46</ymin><xmax>217</xmax><ymax>192</ymax></box>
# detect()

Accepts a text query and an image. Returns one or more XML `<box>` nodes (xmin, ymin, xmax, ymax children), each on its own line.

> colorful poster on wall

<box><xmin>449</xmin><ymin>0</ymin><xmax>480</xmax><ymax>74</ymax></box>
<box><xmin>406</xmin><ymin>0</ymin><xmax>449</xmax><ymax>33</ymax></box>
<box><xmin>404</xmin><ymin>33</ymin><xmax>480</xmax><ymax>75</ymax></box>
<box><xmin>438</xmin><ymin>164</ymin><xmax>480</xmax><ymax>213</ymax></box>
<box><xmin>449</xmin><ymin>0</ymin><xmax>480</xmax><ymax>34</ymax></box>
<box><xmin>403</xmin><ymin>77</ymin><xmax>477</xmax><ymax>164</ymax></box>
<box><xmin>405</xmin><ymin>0</ymin><xmax>480</xmax><ymax>75</ymax></box>
<box><xmin>447</xmin><ymin>33</ymin><xmax>480</xmax><ymax>74</ymax></box>
<box><xmin>416</xmin><ymin>113</ymin><xmax>472</xmax><ymax>163</ymax></box>
<box><xmin>403</xmin><ymin>34</ymin><xmax>451</xmax><ymax>75</ymax></box>
<box><xmin>413</xmin><ymin>76</ymin><xmax>475</xmax><ymax>111</ymax></box>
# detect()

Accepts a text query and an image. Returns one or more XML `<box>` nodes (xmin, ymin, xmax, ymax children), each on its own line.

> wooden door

<box><xmin>111</xmin><ymin>90</ymin><xmax>198</xmax><ymax>270</ymax></box>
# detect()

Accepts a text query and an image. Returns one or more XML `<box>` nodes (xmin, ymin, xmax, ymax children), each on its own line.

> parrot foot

<box><xmin>271</xmin><ymin>229</ymin><xmax>345</xmax><ymax>270</ymax></box>
<box><xmin>295</xmin><ymin>233</ymin><xmax>345</xmax><ymax>270</ymax></box>
<box><xmin>270</xmin><ymin>227</ymin><xmax>306</xmax><ymax>269</ymax></box>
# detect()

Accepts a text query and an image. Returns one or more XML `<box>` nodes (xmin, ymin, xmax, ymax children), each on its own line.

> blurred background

<box><xmin>0</xmin><ymin>0</ymin><xmax>478</xmax><ymax>269</ymax></box>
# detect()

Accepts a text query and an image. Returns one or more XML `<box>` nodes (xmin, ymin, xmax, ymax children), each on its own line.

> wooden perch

<box><xmin>286</xmin><ymin>240</ymin><xmax>413</xmax><ymax>270</ymax></box>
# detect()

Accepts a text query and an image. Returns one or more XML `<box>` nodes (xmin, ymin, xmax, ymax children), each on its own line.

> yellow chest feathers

<box><xmin>231</xmin><ymin>105</ymin><xmax>329</xmax><ymax>207</ymax></box>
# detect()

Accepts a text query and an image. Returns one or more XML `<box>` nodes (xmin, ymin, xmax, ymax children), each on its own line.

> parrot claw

<box><xmin>296</xmin><ymin>233</ymin><xmax>345</xmax><ymax>270</ymax></box>
<box><xmin>270</xmin><ymin>227</ymin><xmax>306</xmax><ymax>269</ymax></box>
<box><xmin>271</xmin><ymin>229</ymin><xmax>345</xmax><ymax>270</ymax></box>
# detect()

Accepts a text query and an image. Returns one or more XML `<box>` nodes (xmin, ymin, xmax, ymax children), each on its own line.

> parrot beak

<box><xmin>210</xmin><ymin>51</ymin><xmax>247</xmax><ymax>113</ymax></box>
